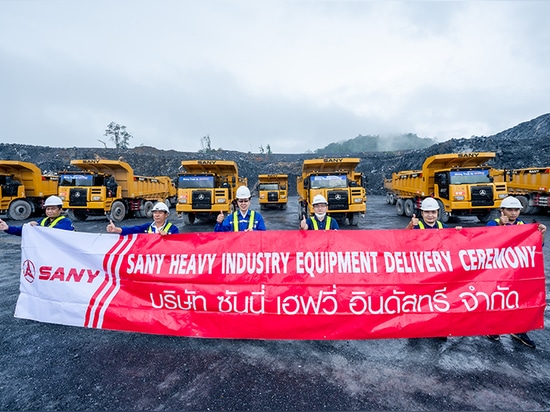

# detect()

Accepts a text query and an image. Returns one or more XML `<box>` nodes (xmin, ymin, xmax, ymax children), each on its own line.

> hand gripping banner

<box><xmin>15</xmin><ymin>224</ymin><xmax>545</xmax><ymax>340</ymax></box>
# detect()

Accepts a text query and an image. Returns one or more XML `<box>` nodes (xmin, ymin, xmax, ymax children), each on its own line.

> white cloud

<box><xmin>0</xmin><ymin>0</ymin><xmax>549</xmax><ymax>153</ymax></box>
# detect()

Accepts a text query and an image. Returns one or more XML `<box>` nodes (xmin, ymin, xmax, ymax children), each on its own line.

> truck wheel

<box><xmin>110</xmin><ymin>201</ymin><xmax>126</xmax><ymax>222</ymax></box>
<box><xmin>348</xmin><ymin>212</ymin><xmax>359</xmax><ymax>226</ymax></box>
<box><xmin>404</xmin><ymin>199</ymin><xmax>415</xmax><ymax>217</ymax></box>
<box><xmin>395</xmin><ymin>199</ymin><xmax>405</xmax><ymax>216</ymax></box>
<box><xmin>436</xmin><ymin>199</ymin><xmax>450</xmax><ymax>223</ymax></box>
<box><xmin>142</xmin><ymin>201</ymin><xmax>154</xmax><ymax>218</ymax></box>
<box><xmin>281</xmin><ymin>203</ymin><xmax>287</xmax><ymax>210</ymax></box>
<box><xmin>478</xmin><ymin>209</ymin><xmax>499</xmax><ymax>223</ymax></box>
<box><xmin>68</xmin><ymin>209</ymin><xmax>88</xmax><ymax>221</ymax></box>
<box><xmin>183</xmin><ymin>213</ymin><xmax>195</xmax><ymax>225</ymax></box>
<box><xmin>8</xmin><ymin>199</ymin><xmax>32</xmax><ymax>220</ymax></box>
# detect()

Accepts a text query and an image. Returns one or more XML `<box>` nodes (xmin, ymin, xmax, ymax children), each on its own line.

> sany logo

<box><xmin>38</xmin><ymin>266</ymin><xmax>102</xmax><ymax>283</ymax></box>
<box><xmin>22</xmin><ymin>260</ymin><xmax>36</xmax><ymax>283</ymax></box>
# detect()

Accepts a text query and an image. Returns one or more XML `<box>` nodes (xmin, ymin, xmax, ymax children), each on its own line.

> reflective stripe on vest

<box><xmin>494</xmin><ymin>218</ymin><xmax>524</xmax><ymax>225</ymax></box>
<box><xmin>312</xmin><ymin>215</ymin><xmax>332</xmax><ymax>231</ymax></box>
<box><xmin>40</xmin><ymin>216</ymin><xmax>65</xmax><ymax>228</ymax></box>
<box><xmin>418</xmin><ymin>220</ymin><xmax>443</xmax><ymax>229</ymax></box>
<box><xmin>148</xmin><ymin>222</ymin><xmax>172</xmax><ymax>233</ymax></box>
<box><xmin>233</xmin><ymin>210</ymin><xmax>255</xmax><ymax>232</ymax></box>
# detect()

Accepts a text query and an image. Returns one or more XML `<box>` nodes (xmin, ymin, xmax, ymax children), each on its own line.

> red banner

<box><xmin>17</xmin><ymin>224</ymin><xmax>546</xmax><ymax>339</ymax></box>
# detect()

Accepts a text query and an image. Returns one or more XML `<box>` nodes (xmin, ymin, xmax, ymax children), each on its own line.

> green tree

<box><xmin>104</xmin><ymin>122</ymin><xmax>133</xmax><ymax>149</ymax></box>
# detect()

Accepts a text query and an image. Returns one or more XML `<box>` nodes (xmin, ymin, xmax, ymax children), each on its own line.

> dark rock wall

<box><xmin>1</xmin><ymin>113</ymin><xmax>549</xmax><ymax>196</ymax></box>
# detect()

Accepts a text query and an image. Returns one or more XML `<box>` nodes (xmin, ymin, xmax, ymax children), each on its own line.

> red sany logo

<box><xmin>22</xmin><ymin>260</ymin><xmax>36</xmax><ymax>283</ymax></box>
<box><xmin>38</xmin><ymin>266</ymin><xmax>102</xmax><ymax>283</ymax></box>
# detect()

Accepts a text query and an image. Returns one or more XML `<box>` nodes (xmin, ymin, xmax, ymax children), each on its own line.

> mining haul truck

<box><xmin>257</xmin><ymin>174</ymin><xmax>288</xmax><ymax>210</ymax></box>
<box><xmin>297</xmin><ymin>158</ymin><xmax>366</xmax><ymax>226</ymax></box>
<box><xmin>385</xmin><ymin>152</ymin><xmax>508</xmax><ymax>223</ymax></box>
<box><xmin>176</xmin><ymin>160</ymin><xmax>247</xmax><ymax>225</ymax></box>
<box><xmin>492</xmin><ymin>167</ymin><xmax>550</xmax><ymax>214</ymax></box>
<box><xmin>0</xmin><ymin>160</ymin><xmax>59</xmax><ymax>220</ymax></box>
<box><xmin>57</xmin><ymin>159</ymin><xmax>176</xmax><ymax>222</ymax></box>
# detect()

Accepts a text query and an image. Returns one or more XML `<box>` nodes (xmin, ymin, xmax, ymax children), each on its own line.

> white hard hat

<box><xmin>420</xmin><ymin>197</ymin><xmax>439</xmax><ymax>211</ymax></box>
<box><xmin>501</xmin><ymin>196</ymin><xmax>523</xmax><ymax>209</ymax></box>
<box><xmin>152</xmin><ymin>202</ymin><xmax>169</xmax><ymax>213</ymax></box>
<box><xmin>312</xmin><ymin>194</ymin><xmax>328</xmax><ymax>205</ymax></box>
<box><xmin>44</xmin><ymin>195</ymin><xmax>63</xmax><ymax>207</ymax></box>
<box><xmin>236</xmin><ymin>186</ymin><xmax>251</xmax><ymax>199</ymax></box>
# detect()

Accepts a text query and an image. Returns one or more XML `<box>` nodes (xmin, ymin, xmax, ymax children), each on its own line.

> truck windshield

<box><xmin>310</xmin><ymin>175</ymin><xmax>347</xmax><ymax>189</ymax></box>
<box><xmin>450</xmin><ymin>170</ymin><xmax>492</xmax><ymax>184</ymax></box>
<box><xmin>178</xmin><ymin>175</ymin><xmax>215</xmax><ymax>188</ymax></box>
<box><xmin>59</xmin><ymin>174</ymin><xmax>94</xmax><ymax>186</ymax></box>
<box><xmin>258</xmin><ymin>183</ymin><xmax>279</xmax><ymax>191</ymax></box>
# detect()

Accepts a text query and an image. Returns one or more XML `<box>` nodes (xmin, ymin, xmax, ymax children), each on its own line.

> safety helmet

<box><xmin>43</xmin><ymin>195</ymin><xmax>63</xmax><ymax>207</ymax></box>
<box><xmin>236</xmin><ymin>186</ymin><xmax>251</xmax><ymax>199</ymax></box>
<box><xmin>152</xmin><ymin>202</ymin><xmax>169</xmax><ymax>213</ymax></box>
<box><xmin>500</xmin><ymin>196</ymin><xmax>523</xmax><ymax>209</ymax></box>
<box><xmin>420</xmin><ymin>197</ymin><xmax>439</xmax><ymax>211</ymax></box>
<box><xmin>312</xmin><ymin>194</ymin><xmax>328</xmax><ymax>205</ymax></box>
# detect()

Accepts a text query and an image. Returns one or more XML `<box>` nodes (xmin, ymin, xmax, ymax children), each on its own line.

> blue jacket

<box><xmin>215</xmin><ymin>209</ymin><xmax>266</xmax><ymax>232</ymax></box>
<box><xmin>120</xmin><ymin>221</ymin><xmax>179</xmax><ymax>235</ymax></box>
<box><xmin>4</xmin><ymin>215</ymin><xmax>75</xmax><ymax>236</ymax></box>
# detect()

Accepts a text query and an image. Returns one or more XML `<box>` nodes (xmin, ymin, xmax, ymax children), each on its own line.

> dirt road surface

<box><xmin>1</xmin><ymin>195</ymin><xmax>550</xmax><ymax>410</ymax></box>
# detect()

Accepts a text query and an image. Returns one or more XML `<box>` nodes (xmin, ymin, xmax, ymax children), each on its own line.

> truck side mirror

<box><xmin>303</xmin><ymin>179</ymin><xmax>309</xmax><ymax>189</ymax></box>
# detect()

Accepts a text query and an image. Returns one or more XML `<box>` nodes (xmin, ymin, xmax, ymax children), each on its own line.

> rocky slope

<box><xmin>1</xmin><ymin>113</ymin><xmax>549</xmax><ymax>195</ymax></box>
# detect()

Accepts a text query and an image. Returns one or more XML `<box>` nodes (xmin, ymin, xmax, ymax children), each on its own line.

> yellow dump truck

<box><xmin>297</xmin><ymin>158</ymin><xmax>366</xmax><ymax>226</ymax></box>
<box><xmin>385</xmin><ymin>152</ymin><xmax>508</xmax><ymax>223</ymax></box>
<box><xmin>492</xmin><ymin>167</ymin><xmax>550</xmax><ymax>214</ymax></box>
<box><xmin>176</xmin><ymin>160</ymin><xmax>247</xmax><ymax>225</ymax></box>
<box><xmin>257</xmin><ymin>174</ymin><xmax>288</xmax><ymax>210</ymax></box>
<box><xmin>57</xmin><ymin>159</ymin><xmax>176</xmax><ymax>222</ymax></box>
<box><xmin>0</xmin><ymin>161</ymin><xmax>59</xmax><ymax>220</ymax></box>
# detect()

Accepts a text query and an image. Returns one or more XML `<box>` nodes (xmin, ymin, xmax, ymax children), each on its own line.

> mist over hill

<box><xmin>1</xmin><ymin>113</ymin><xmax>549</xmax><ymax>196</ymax></box>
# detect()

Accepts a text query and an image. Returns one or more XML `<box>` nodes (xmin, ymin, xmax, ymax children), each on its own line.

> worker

<box><xmin>485</xmin><ymin>196</ymin><xmax>546</xmax><ymax>349</ymax></box>
<box><xmin>0</xmin><ymin>195</ymin><xmax>74</xmax><ymax>235</ymax></box>
<box><xmin>405</xmin><ymin>197</ymin><xmax>447</xmax><ymax>229</ymax></box>
<box><xmin>300</xmin><ymin>194</ymin><xmax>339</xmax><ymax>230</ymax></box>
<box><xmin>215</xmin><ymin>186</ymin><xmax>266</xmax><ymax>232</ymax></box>
<box><xmin>106</xmin><ymin>202</ymin><xmax>178</xmax><ymax>235</ymax></box>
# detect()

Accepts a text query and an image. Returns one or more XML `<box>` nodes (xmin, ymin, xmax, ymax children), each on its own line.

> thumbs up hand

<box><xmin>300</xmin><ymin>215</ymin><xmax>308</xmax><ymax>230</ymax></box>
<box><xmin>217</xmin><ymin>211</ymin><xmax>225</xmax><ymax>224</ymax></box>
<box><xmin>411</xmin><ymin>214</ymin><xmax>419</xmax><ymax>227</ymax></box>
<box><xmin>106</xmin><ymin>219</ymin><xmax>120</xmax><ymax>233</ymax></box>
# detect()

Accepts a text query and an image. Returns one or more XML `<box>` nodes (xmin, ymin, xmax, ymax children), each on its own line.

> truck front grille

<box><xmin>327</xmin><ymin>190</ymin><xmax>349</xmax><ymax>210</ymax></box>
<box><xmin>267</xmin><ymin>192</ymin><xmax>279</xmax><ymax>202</ymax></box>
<box><xmin>471</xmin><ymin>186</ymin><xmax>494</xmax><ymax>206</ymax></box>
<box><xmin>192</xmin><ymin>191</ymin><xmax>212</xmax><ymax>209</ymax></box>
<box><xmin>69</xmin><ymin>188</ymin><xmax>88</xmax><ymax>207</ymax></box>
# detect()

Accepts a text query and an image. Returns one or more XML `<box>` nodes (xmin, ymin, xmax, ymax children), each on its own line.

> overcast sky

<box><xmin>1</xmin><ymin>0</ymin><xmax>549</xmax><ymax>154</ymax></box>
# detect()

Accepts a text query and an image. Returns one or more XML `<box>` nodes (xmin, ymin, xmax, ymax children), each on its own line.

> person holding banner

<box><xmin>215</xmin><ymin>186</ymin><xmax>266</xmax><ymax>232</ymax></box>
<box><xmin>106</xmin><ymin>202</ymin><xmax>179</xmax><ymax>235</ymax></box>
<box><xmin>485</xmin><ymin>195</ymin><xmax>546</xmax><ymax>349</ymax></box>
<box><xmin>300</xmin><ymin>194</ymin><xmax>339</xmax><ymax>230</ymax></box>
<box><xmin>0</xmin><ymin>195</ymin><xmax>74</xmax><ymax>235</ymax></box>
<box><xmin>405</xmin><ymin>197</ymin><xmax>447</xmax><ymax>230</ymax></box>
<box><xmin>405</xmin><ymin>196</ymin><xmax>452</xmax><ymax>342</ymax></box>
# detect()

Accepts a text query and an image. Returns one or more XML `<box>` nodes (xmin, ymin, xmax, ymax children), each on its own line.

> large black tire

<box><xmin>183</xmin><ymin>213</ymin><xmax>195</xmax><ymax>225</ymax></box>
<box><xmin>142</xmin><ymin>201</ymin><xmax>154</xmax><ymax>218</ymax></box>
<box><xmin>478</xmin><ymin>209</ymin><xmax>499</xmax><ymax>223</ymax></box>
<box><xmin>404</xmin><ymin>199</ymin><xmax>415</xmax><ymax>217</ymax></box>
<box><xmin>110</xmin><ymin>201</ymin><xmax>126</xmax><ymax>222</ymax></box>
<box><xmin>436</xmin><ymin>199</ymin><xmax>450</xmax><ymax>223</ymax></box>
<box><xmin>68</xmin><ymin>209</ymin><xmax>88</xmax><ymax>221</ymax></box>
<box><xmin>395</xmin><ymin>199</ymin><xmax>405</xmax><ymax>216</ymax></box>
<box><xmin>8</xmin><ymin>199</ymin><xmax>32</xmax><ymax>220</ymax></box>
<box><xmin>348</xmin><ymin>212</ymin><xmax>359</xmax><ymax>226</ymax></box>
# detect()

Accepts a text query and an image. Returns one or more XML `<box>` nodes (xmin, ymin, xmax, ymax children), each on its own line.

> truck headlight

<box><xmin>178</xmin><ymin>199</ymin><xmax>187</xmax><ymax>204</ymax></box>
<box><xmin>353</xmin><ymin>198</ymin><xmax>363</xmax><ymax>203</ymax></box>
<box><xmin>217</xmin><ymin>198</ymin><xmax>226</xmax><ymax>203</ymax></box>
<box><xmin>498</xmin><ymin>194</ymin><xmax>507</xmax><ymax>199</ymax></box>
<box><xmin>92</xmin><ymin>196</ymin><xmax>101</xmax><ymax>201</ymax></box>
<box><xmin>454</xmin><ymin>195</ymin><xmax>465</xmax><ymax>201</ymax></box>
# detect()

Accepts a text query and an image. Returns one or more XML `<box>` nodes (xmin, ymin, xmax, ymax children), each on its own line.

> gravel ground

<box><xmin>1</xmin><ymin>195</ymin><xmax>550</xmax><ymax>411</ymax></box>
